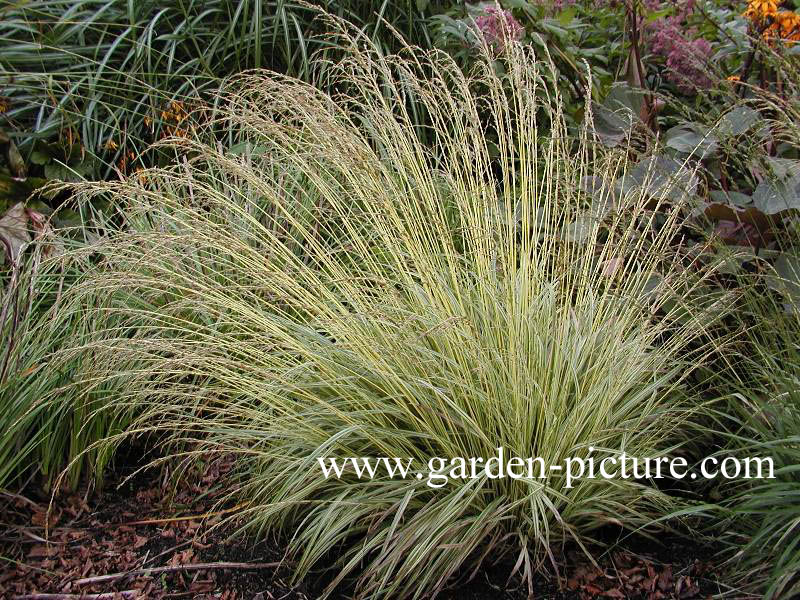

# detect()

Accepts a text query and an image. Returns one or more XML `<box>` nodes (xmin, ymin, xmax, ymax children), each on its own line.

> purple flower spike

<box><xmin>474</xmin><ymin>5</ymin><xmax>524</xmax><ymax>53</ymax></box>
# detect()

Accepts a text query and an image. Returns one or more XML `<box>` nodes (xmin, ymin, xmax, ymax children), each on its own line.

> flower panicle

<box><xmin>474</xmin><ymin>5</ymin><xmax>524</xmax><ymax>53</ymax></box>
<box><xmin>743</xmin><ymin>0</ymin><xmax>800</xmax><ymax>45</ymax></box>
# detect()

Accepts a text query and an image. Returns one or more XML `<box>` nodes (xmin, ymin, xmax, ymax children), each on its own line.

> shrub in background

<box><xmin>0</xmin><ymin>0</ymin><xmax>440</xmax><ymax>176</ymax></box>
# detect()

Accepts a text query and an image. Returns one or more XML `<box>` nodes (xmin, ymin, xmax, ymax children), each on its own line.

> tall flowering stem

<box><xmin>474</xmin><ymin>5</ymin><xmax>524</xmax><ymax>54</ymax></box>
<box><xmin>625</xmin><ymin>0</ymin><xmax>657</xmax><ymax>130</ymax></box>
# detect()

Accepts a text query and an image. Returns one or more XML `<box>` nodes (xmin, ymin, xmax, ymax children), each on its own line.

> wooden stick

<box><xmin>102</xmin><ymin>502</ymin><xmax>248</xmax><ymax>527</ymax></box>
<box><xmin>0</xmin><ymin>490</ymin><xmax>43</xmax><ymax>511</ymax></box>
<box><xmin>14</xmin><ymin>592</ymin><xmax>139</xmax><ymax>600</ymax></box>
<box><xmin>73</xmin><ymin>561</ymin><xmax>281</xmax><ymax>587</ymax></box>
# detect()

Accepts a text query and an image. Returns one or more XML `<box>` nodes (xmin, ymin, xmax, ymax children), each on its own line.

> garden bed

<box><xmin>2</xmin><ymin>451</ymin><xmax>729</xmax><ymax>600</ymax></box>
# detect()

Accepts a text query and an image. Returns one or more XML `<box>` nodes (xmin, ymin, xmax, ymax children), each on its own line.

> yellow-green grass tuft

<box><xmin>56</xmin><ymin>27</ymin><xmax>729</xmax><ymax>599</ymax></box>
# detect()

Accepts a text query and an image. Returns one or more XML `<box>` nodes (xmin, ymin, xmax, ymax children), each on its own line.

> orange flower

<box><xmin>160</xmin><ymin>100</ymin><xmax>188</xmax><ymax>125</ymax></box>
<box><xmin>117</xmin><ymin>150</ymin><xmax>135</xmax><ymax>173</ymax></box>
<box><xmin>762</xmin><ymin>10</ymin><xmax>800</xmax><ymax>44</ymax></box>
<box><xmin>134</xmin><ymin>166</ymin><xmax>148</xmax><ymax>185</ymax></box>
<box><xmin>743</xmin><ymin>0</ymin><xmax>778</xmax><ymax>25</ymax></box>
<box><xmin>776</xmin><ymin>11</ymin><xmax>800</xmax><ymax>37</ymax></box>
<box><xmin>169</xmin><ymin>100</ymin><xmax>187</xmax><ymax>122</ymax></box>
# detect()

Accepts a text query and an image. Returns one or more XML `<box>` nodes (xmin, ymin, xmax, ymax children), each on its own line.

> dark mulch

<box><xmin>0</xmin><ymin>450</ymin><xmax>735</xmax><ymax>600</ymax></box>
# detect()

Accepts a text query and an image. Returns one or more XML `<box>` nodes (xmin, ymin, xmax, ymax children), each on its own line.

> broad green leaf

<box><xmin>44</xmin><ymin>156</ymin><xmax>99</xmax><ymax>181</ymax></box>
<box><xmin>753</xmin><ymin>175</ymin><xmax>800</xmax><ymax>215</ymax></box>
<box><xmin>228</xmin><ymin>142</ymin><xmax>268</xmax><ymax>156</ymax></box>
<box><xmin>768</xmin><ymin>254</ymin><xmax>800</xmax><ymax>308</ymax></box>
<box><xmin>616</xmin><ymin>156</ymin><xmax>698</xmax><ymax>204</ymax></box>
<box><xmin>580</xmin><ymin>176</ymin><xmax>617</xmax><ymax>219</ymax></box>
<box><xmin>765</xmin><ymin>157</ymin><xmax>800</xmax><ymax>179</ymax></box>
<box><xmin>30</xmin><ymin>150</ymin><xmax>51</xmax><ymax>165</ymax></box>
<box><xmin>664</xmin><ymin>124</ymin><xmax>717</xmax><ymax>159</ymax></box>
<box><xmin>709</xmin><ymin>190</ymin><xmax>752</xmax><ymax>207</ymax></box>
<box><xmin>562</xmin><ymin>215</ymin><xmax>595</xmax><ymax>243</ymax></box>
<box><xmin>642</xmin><ymin>273</ymin><xmax>665</xmax><ymax>300</ymax></box>
<box><xmin>538</xmin><ymin>21</ymin><xmax>569</xmax><ymax>39</ymax></box>
<box><xmin>717</xmin><ymin>106</ymin><xmax>760</xmax><ymax>138</ymax></box>
<box><xmin>590</xmin><ymin>102</ymin><xmax>633</xmax><ymax>147</ymax></box>
<box><xmin>602</xmin><ymin>82</ymin><xmax>647</xmax><ymax>126</ymax></box>
<box><xmin>558</xmin><ymin>5</ymin><xmax>577</xmax><ymax>25</ymax></box>
<box><xmin>647</xmin><ymin>8</ymin><xmax>673</xmax><ymax>22</ymax></box>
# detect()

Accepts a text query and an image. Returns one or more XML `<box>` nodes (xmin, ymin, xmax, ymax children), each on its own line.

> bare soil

<box><xmin>1</xmin><ymin>448</ymin><xmax>731</xmax><ymax>600</ymax></box>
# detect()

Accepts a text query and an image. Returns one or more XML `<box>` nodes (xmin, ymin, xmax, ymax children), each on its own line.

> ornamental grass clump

<box><xmin>712</xmin><ymin>275</ymin><xmax>800</xmax><ymax>599</ymax></box>
<box><xmin>58</xmin><ymin>25</ymin><xmax>727</xmax><ymax>599</ymax></box>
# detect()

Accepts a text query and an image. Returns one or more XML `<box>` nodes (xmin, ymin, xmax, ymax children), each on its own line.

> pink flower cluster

<box><xmin>648</xmin><ymin>15</ymin><xmax>713</xmax><ymax>94</ymax></box>
<box><xmin>474</xmin><ymin>6</ymin><xmax>524</xmax><ymax>52</ymax></box>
